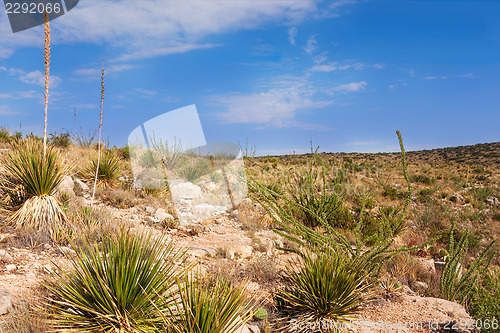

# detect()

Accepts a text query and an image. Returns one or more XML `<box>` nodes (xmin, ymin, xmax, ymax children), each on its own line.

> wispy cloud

<box><xmin>214</xmin><ymin>77</ymin><xmax>333</xmax><ymax>129</ymax></box>
<box><xmin>288</xmin><ymin>27</ymin><xmax>298</xmax><ymax>45</ymax></box>
<box><xmin>328</xmin><ymin>81</ymin><xmax>367</xmax><ymax>94</ymax></box>
<box><xmin>74</xmin><ymin>64</ymin><xmax>136</xmax><ymax>76</ymax></box>
<box><xmin>423</xmin><ymin>72</ymin><xmax>476</xmax><ymax>80</ymax></box>
<box><xmin>0</xmin><ymin>90</ymin><xmax>39</xmax><ymax>99</ymax></box>
<box><xmin>1</xmin><ymin>66</ymin><xmax>61</xmax><ymax>87</ymax></box>
<box><xmin>303</xmin><ymin>35</ymin><xmax>317</xmax><ymax>55</ymax></box>
<box><xmin>0</xmin><ymin>0</ymin><xmax>356</xmax><ymax>61</ymax></box>
<box><xmin>0</xmin><ymin>105</ymin><xmax>20</xmax><ymax>116</ymax></box>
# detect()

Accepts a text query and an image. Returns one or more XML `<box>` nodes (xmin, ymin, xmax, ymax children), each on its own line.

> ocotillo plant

<box><xmin>91</xmin><ymin>60</ymin><xmax>105</xmax><ymax>204</ymax></box>
<box><xmin>43</xmin><ymin>11</ymin><xmax>50</xmax><ymax>157</ymax></box>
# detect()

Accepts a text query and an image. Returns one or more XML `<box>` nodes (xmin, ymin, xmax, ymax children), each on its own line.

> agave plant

<box><xmin>0</xmin><ymin>139</ymin><xmax>69</xmax><ymax>234</ymax></box>
<box><xmin>171</xmin><ymin>272</ymin><xmax>255</xmax><ymax>333</ymax></box>
<box><xmin>275</xmin><ymin>251</ymin><xmax>372</xmax><ymax>332</ymax></box>
<box><xmin>46</xmin><ymin>230</ymin><xmax>185</xmax><ymax>332</ymax></box>
<box><xmin>83</xmin><ymin>151</ymin><xmax>121</xmax><ymax>185</ymax></box>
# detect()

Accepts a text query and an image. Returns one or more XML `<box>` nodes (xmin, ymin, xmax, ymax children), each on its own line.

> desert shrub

<box><xmin>469</xmin><ymin>267</ymin><xmax>500</xmax><ymax>332</ymax></box>
<box><xmin>72</xmin><ymin>128</ymin><xmax>97</xmax><ymax>148</ymax></box>
<box><xmin>250</xmin><ymin>131</ymin><xmax>416</xmax><ymax>280</ymax></box>
<box><xmin>46</xmin><ymin>230</ymin><xmax>185</xmax><ymax>332</ymax></box>
<box><xmin>275</xmin><ymin>251</ymin><xmax>371</xmax><ymax>332</ymax></box>
<box><xmin>150</xmin><ymin>136</ymin><xmax>184</xmax><ymax>170</ymax></box>
<box><xmin>0</xmin><ymin>139</ymin><xmax>69</xmax><ymax>237</ymax></box>
<box><xmin>95</xmin><ymin>187</ymin><xmax>138</xmax><ymax>209</ymax></box>
<box><xmin>177</xmin><ymin>159</ymin><xmax>211</xmax><ymax>183</ymax></box>
<box><xmin>49</xmin><ymin>131</ymin><xmax>71</xmax><ymax>148</ymax></box>
<box><xmin>171</xmin><ymin>272</ymin><xmax>254</xmax><ymax>333</ymax></box>
<box><xmin>286</xmin><ymin>160</ymin><xmax>343</xmax><ymax>228</ymax></box>
<box><xmin>410</xmin><ymin>174</ymin><xmax>434</xmax><ymax>185</ymax></box>
<box><xmin>0</xmin><ymin>295</ymin><xmax>53</xmax><ymax>332</ymax></box>
<box><xmin>382</xmin><ymin>185</ymin><xmax>406</xmax><ymax>200</ymax></box>
<box><xmin>138</xmin><ymin>149</ymin><xmax>162</xmax><ymax>169</ymax></box>
<box><xmin>440</xmin><ymin>221</ymin><xmax>496</xmax><ymax>305</ymax></box>
<box><xmin>417</xmin><ymin>188</ymin><xmax>435</xmax><ymax>203</ymax></box>
<box><xmin>469</xmin><ymin>186</ymin><xmax>494</xmax><ymax>204</ymax></box>
<box><xmin>0</xmin><ymin>126</ymin><xmax>12</xmax><ymax>142</ymax></box>
<box><xmin>83</xmin><ymin>151</ymin><xmax>121</xmax><ymax>185</ymax></box>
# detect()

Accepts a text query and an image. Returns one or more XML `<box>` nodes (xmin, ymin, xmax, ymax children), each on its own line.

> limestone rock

<box><xmin>171</xmin><ymin>182</ymin><xmax>202</xmax><ymax>200</ymax></box>
<box><xmin>0</xmin><ymin>250</ymin><xmax>13</xmax><ymax>263</ymax></box>
<box><xmin>57</xmin><ymin>175</ymin><xmax>75</xmax><ymax>196</ymax></box>
<box><xmin>0</xmin><ymin>289</ymin><xmax>12</xmax><ymax>315</ymax></box>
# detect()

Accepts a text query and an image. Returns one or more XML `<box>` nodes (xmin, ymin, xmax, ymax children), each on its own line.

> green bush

<box><xmin>0</xmin><ymin>139</ymin><xmax>69</xmax><ymax>236</ymax></box>
<box><xmin>275</xmin><ymin>252</ymin><xmax>371</xmax><ymax>332</ymax></box>
<box><xmin>47</xmin><ymin>230</ymin><xmax>184</xmax><ymax>332</ymax></box>
<box><xmin>410</xmin><ymin>174</ymin><xmax>434</xmax><ymax>185</ymax></box>
<box><xmin>177</xmin><ymin>159</ymin><xmax>211</xmax><ymax>183</ymax></box>
<box><xmin>469</xmin><ymin>268</ymin><xmax>500</xmax><ymax>332</ymax></box>
<box><xmin>83</xmin><ymin>151</ymin><xmax>122</xmax><ymax>185</ymax></box>
<box><xmin>49</xmin><ymin>131</ymin><xmax>71</xmax><ymax>148</ymax></box>
<box><xmin>171</xmin><ymin>272</ymin><xmax>254</xmax><ymax>333</ymax></box>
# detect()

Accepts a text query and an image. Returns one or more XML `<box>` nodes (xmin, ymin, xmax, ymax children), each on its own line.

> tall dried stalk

<box><xmin>43</xmin><ymin>11</ymin><xmax>50</xmax><ymax>157</ymax></box>
<box><xmin>91</xmin><ymin>60</ymin><xmax>105</xmax><ymax>205</ymax></box>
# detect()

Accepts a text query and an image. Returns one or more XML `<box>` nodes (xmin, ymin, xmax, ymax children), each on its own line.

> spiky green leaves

<box><xmin>1</xmin><ymin>139</ymin><xmax>69</xmax><ymax>234</ymax></box>
<box><xmin>47</xmin><ymin>230</ymin><xmax>184</xmax><ymax>332</ymax></box>
<box><xmin>84</xmin><ymin>151</ymin><xmax>122</xmax><ymax>186</ymax></box>
<box><xmin>276</xmin><ymin>252</ymin><xmax>372</xmax><ymax>332</ymax></box>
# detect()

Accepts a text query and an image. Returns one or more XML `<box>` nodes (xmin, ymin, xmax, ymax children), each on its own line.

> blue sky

<box><xmin>1</xmin><ymin>0</ymin><xmax>499</xmax><ymax>155</ymax></box>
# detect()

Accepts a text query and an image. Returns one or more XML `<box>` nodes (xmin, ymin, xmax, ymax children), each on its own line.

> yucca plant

<box><xmin>170</xmin><ymin>271</ymin><xmax>255</xmax><ymax>333</ymax></box>
<box><xmin>177</xmin><ymin>159</ymin><xmax>211</xmax><ymax>183</ymax></box>
<box><xmin>84</xmin><ymin>151</ymin><xmax>121</xmax><ymax>186</ymax></box>
<box><xmin>46</xmin><ymin>230</ymin><xmax>185</xmax><ymax>332</ymax></box>
<box><xmin>138</xmin><ymin>149</ymin><xmax>162</xmax><ymax>169</ymax></box>
<box><xmin>0</xmin><ymin>139</ymin><xmax>69</xmax><ymax>234</ymax></box>
<box><xmin>275</xmin><ymin>251</ymin><xmax>372</xmax><ymax>332</ymax></box>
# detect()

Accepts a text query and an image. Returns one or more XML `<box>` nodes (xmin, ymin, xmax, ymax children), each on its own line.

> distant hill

<box><xmin>405</xmin><ymin>142</ymin><xmax>500</xmax><ymax>168</ymax></box>
<box><xmin>259</xmin><ymin>142</ymin><xmax>500</xmax><ymax>169</ymax></box>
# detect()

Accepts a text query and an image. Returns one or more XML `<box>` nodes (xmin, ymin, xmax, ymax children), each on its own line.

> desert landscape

<box><xmin>0</xmin><ymin>126</ymin><xmax>499</xmax><ymax>332</ymax></box>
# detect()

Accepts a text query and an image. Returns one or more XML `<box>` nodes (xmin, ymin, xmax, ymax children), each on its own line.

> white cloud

<box><xmin>303</xmin><ymin>35</ymin><xmax>317</xmax><ymax>55</ymax></box>
<box><xmin>1</xmin><ymin>66</ymin><xmax>61</xmax><ymax>87</ymax></box>
<box><xmin>0</xmin><ymin>93</ymin><xmax>12</xmax><ymax>98</ymax></box>
<box><xmin>19</xmin><ymin>70</ymin><xmax>61</xmax><ymax>87</ymax></box>
<box><xmin>423</xmin><ymin>75</ymin><xmax>448</xmax><ymax>80</ymax></box>
<box><xmin>214</xmin><ymin>78</ymin><xmax>333</xmax><ymax>129</ymax></box>
<box><xmin>389</xmin><ymin>84</ymin><xmax>398</xmax><ymax>90</ymax></box>
<box><xmin>74</xmin><ymin>103</ymin><xmax>98</xmax><ymax>109</ymax></box>
<box><xmin>74</xmin><ymin>64</ymin><xmax>136</xmax><ymax>76</ymax></box>
<box><xmin>0</xmin><ymin>105</ymin><xmax>20</xmax><ymax>115</ymax></box>
<box><xmin>424</xmin><ymin>72</ymin><xmax>476</xmax><ymax>80</ymax></box>
<box><xmin>328</xmin><ymin>81</ymin><xmax>367</xmax><ymax>94</ymax></box>
<box><xmin>134</xmin><ymin>88</ymin><xmax>159</xmax><ymax>97</ymax></box>
<box><xmin>288</xmin><ymin>27</ymin><xmax>298</xmax><ymax>45</ymax></box>
<box><xmin>0</xmin><ymin>0</ymin><xmax>355</xmax><ymax>61</ymax></box>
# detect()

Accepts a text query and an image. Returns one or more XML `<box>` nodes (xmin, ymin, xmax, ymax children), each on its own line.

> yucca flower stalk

<box><xmin>91</xmin><ymin>59</ymin><xmax>105</xmax><ymax>204</ymax></box>
<box><xmin>1</xmin><ymin>139</ymin><xmax>69</xmax><ymax>234</ymax></box>
<box><xmin>43</xmin><ymin>11</ymin><xmax>50</xmax><ymax>157</ymax></box>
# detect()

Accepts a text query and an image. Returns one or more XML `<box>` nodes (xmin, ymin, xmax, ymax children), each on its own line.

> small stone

<box><xmin>486</xmin><ymin>196</ymin><xmax>499</xmax><ymax>205</ymax></box>
<box><xmin>145</xmin><ymin>206</ymin><xmax>155</xmax><ymax>214</ymax></box>
<box><xmin>0</xmin><ymin>250</ymin><xmax>13</xmax><ymax>263</ymax></box>
<box><xmin>0</xmin><ymin>289</ymin><xmax>12</xmax><ymax>315</ymax></box>
<box><xmin>5</xmin><ymin>264</ymin><xmax>16</xmax><ymax>272</ymax></box>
